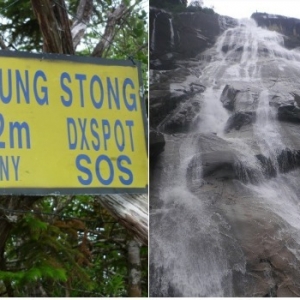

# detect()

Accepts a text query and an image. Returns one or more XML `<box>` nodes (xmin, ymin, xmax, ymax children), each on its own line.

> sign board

<box><xmin>0</xmin><ymin>51</ymin><xmax>148</xmax><ymax>195</ymax></box>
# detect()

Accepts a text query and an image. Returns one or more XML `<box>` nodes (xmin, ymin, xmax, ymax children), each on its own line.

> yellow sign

<box><xmin>0</xmin><ymin>52</ymin><xmax>148</xmax><ymax>195</ymax></box>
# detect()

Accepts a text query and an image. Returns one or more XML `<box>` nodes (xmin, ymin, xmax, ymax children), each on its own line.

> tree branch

<box><xmin>91</xmin><ymin>1</ymin><xmax>131</xmax><ymax>57</ymax></box>
<box><xmin>55</xmin><ymin>196</ymin><xmax>76</xmax><ymax>214</ymax></box>
<box><xmin>71</xmin><ymin>0</ymin><xmax>93</xmax><ymax>49</ymax></box>
<box><xmin>133</xmin><ymin>42</ymin><xmax>148</xmax><ymax>55</ymax></box>
<box><xmin>95</xmin><ymin>194</ymin><xmax>148</xmax><ymax>245</ymax></box>
<box><xmin>0</xmin><ymin>38</ymin><xmax>8</xmax><ymax>50</ymax></box>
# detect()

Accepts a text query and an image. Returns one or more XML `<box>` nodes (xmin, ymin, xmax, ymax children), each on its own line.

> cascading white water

<box><xmin>197</xmin><ymin>86</ymin><xmax>229</xmax><ymax>135</ymax></box>
<box><xmin>254</xmin><ymin>89</ymin><xmax>285</xmax><ymax>168</ymax></box>
<box><xmin>150</xmin><ymin>135</ymin><xmax>245</xmax><ymax>297</ymax></box>
<box><xmin>151</xmin><ymin>13</ymin><xmax>160</xmax><ymax>51</ymax></box>
<box><xmin>169</xmin><ymin>18</ymin><xmax>175</xmax><ymax>48</ymax></box>
<box><xmin>151</xmin><ymin>17</ymin><xmax>300</xmax><ymax>297</ymax></box>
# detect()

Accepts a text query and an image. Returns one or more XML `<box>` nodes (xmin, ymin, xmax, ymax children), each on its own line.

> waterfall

<box><xmin>169</xmin><ymin>18</ymin><xmax>175</xmax><ymax>48</ymax></box>
<box><xmin>150</xmin><ymin>135</ymin><xmax>244</xmax><ymax>297</ymax></box>
<box><xmin>151</xmin><ymin>17</ymin><xmax>300</xmax><ymax>297</ymax></box>
<box><xmin>254</xmin><ymin>89</ymin><xmax>285</xmax><ymax>169</ymax></box>
<box><xmin>151</xmin><ymin>13</ymin><xmax>160</xmax><ymax>51</ymax></box>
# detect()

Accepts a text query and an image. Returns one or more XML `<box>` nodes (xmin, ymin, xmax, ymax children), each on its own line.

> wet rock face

<box><xmin>194</xmin><ymin>150</ymin><xmax>237</xmax><ymax>179</ymax></box>
<box><xmin>159</xmin><ymin>101</ymin><xmax>201</xmax><ymax>133</ymax></box>
<box><xmin>150</xmin><ymin>129</ymin><xmax>165</xmax><ymax>160</ymax></box>
<box><xmin>174</xmin><ymin>12</ymin><xmax>222</xmax><ymax>58</ymax></box>
<box><xmin>256</xmin><ymin>154</ymin><xmax>277</xmax><ymax>178</ymax></box>
<box><xmin>225</xmin><ymin>111</ymin><xmax>255</xmax><ymax>132</ymax></box>
<box><xmin>278</xmin><ymin>105</ymin><xmax>300</xmax><ymax>122</ymax></box>
<box><xmin>150</xmin><ymin>7</ymin><xmax>237</xmax><ymax>62</ymax></box>
<box><xmin>292</xmin><ymin>92</ymin><xmax>300</xmax><ymax>107</ymax></box>
<box><xmin>251</xmin><ymin>13</ymin><xmax>300</xmax><ymax>49</ymax></box>
<box><xmin>220</xmin><ymin>85</ymin><xmax>240</xmax><ymax>111</ymax></box>
<box><xmin>277</xmin><ymin>149</ymin><xmax>300</xmax><ymax>173</ymax></box>
<box><xmin>150</xmin><ymin>9</ymin><xmax>173</xmax><ymax>57</ymax></box>
<box><xmin>150</xmin><ymin>62</ymin><xmax>205</xmax><ymax>131</ymax></box>
<box><xmin>187</xmin><ymin>134</ymin><xmax>300</xmax><ymax>185</ymax></box>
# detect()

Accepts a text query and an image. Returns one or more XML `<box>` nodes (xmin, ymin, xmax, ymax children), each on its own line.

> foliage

<box><xmin>150</xmin><ymin>0</ymin><xmax>186</xmax><ymax>12</ymax></box>
<box><xmin>189</xmin><ymin>0</ymin><xmax>203</xmax><ymax>6</ymax></box>
<box><xmin>0</xmin><ymin>198</ymin><xmax>148</xmax><ymax>297</ymax></box>
<box><xmin>185</xmin><ymin>5</ymin><xmax>215</xmax><ymax>14</ymax></box>
<box><xmin>0</xmin><ymin>0</ymin><xmax>148</xmax><ymax>296</ymax></box>
<box><xmin>0</xmin><ymin>0</ymin><xmax>41</xmax><ymax>51</ymax></box>
<box><xmin>150</xmin><ymin>0</ymin><xmax>214</xmax><ymax>14</ymax></box>
<box><xmin>0</xmin><ymin>0</ymin><xmax>148</xmax><ymax>90</ymax></box>
<box><xmin>150</xmin><ymin>0</ymin><xmax>187</xmax><ymax>9</ymax></box>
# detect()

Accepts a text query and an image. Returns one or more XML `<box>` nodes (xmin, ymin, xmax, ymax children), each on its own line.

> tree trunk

<box><xmin>96</xmin><ymin>194</ymin><xmax>148</xmax><ymax>245</ymax></box>
<box><xmin>30</xmin><ymin>0</ymin><xmax>74</xmax><ymax>54</ymax></box>
<box><xmin>127</xmin><ymin>240</ymin><xmax>141</xmax><ymax>297</ymax></box>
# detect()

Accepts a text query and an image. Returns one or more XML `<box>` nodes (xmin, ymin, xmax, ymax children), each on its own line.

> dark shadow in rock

<box><xmin>201</xmin><ymin>151</ymin><xmax>236</xmax><ymax>179</ymax></box>
<box><xmin>220</xmin><ymin>84</ymin><xmax>240</xmax><ymax>111</ymax></box>
<box><xmin>254</xmin><ymin>150</ymin><xmax>300</xmax><ymax>178</ymax></box>
<box><xmin>252</xmin><ymin>12</ymin><xmax>300</xmax><ymax>50</ymax></box>
<box><xmin>278</xmin><ymin>105</ymin><xmax>300</xmax><ymax>123</ymax></box>
<box><xmin>188</xmin><ymin>146</ymin><xmax>300</xmax><ymax>187</ymax></box>
<box><xmin>187</xmin><ymin>150</ymin><xmax>260</xmax><ymax>184</ymax></box>
<box><xmin>263</xmin><ymin>285</ymin><xmax>278</xmax><ymax>297</ymax></box>
<box><xmin>150</xmin><ymin>129</ymin><xmax>165</xmax><ymax>159</ymax></box>
<box><xmin>225</xmin><ymin>111</ymin><xmax>256</xmax><ymax>132</ymax></box>
<box><xmin>149</xmin><ymin>263</ymin><xmax>183</xmax><ymax>297</ymax></box>
<box><xmin>291</xmin><ymin>92</ymin><xmax>300</xmax><ymax>107</ymax></box>
<box><xmin>222</xmin><ymin>45</ymin><xmax>229</xmax><ymax>53</ymax></box>
<box><xmin>234</xmin><ymin>161</ymin><xmax>261</xmax><ymax>184</ymax></box>
<box><xmin>159</xmin><ymin>101</ymin><xmax>201</xmax><ymax>134</ymax></box>
<box><xmin>256</xmin><ymin>154</ymin><xmax>277</xmax><ymax>179</ymax></box>
<box><xmin>277</xmin><ymin>149</ymin><xmax>300</xmax><ymax>173</ymax></box>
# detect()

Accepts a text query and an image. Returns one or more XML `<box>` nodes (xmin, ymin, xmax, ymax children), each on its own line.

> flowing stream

<box><xmin>169</xmin><ymin>18</ymin><xmax>175</xmax><ymax>48</ymax></box>
<box><xmin>151</xmin><ymin>12</ymin><xmax>161</xmax><ymax>52</ymax></box>
<box><xmin>151</xmin><ymin>18</ymin><xmax>300</xmax><ymax>296</ymax></box>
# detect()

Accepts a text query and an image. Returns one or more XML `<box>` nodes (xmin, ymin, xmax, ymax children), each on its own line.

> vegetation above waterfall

<box><xmin>150</xmin><ymin>0</ymin><xmax>215</xmax><ymax>14</ymax></box>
